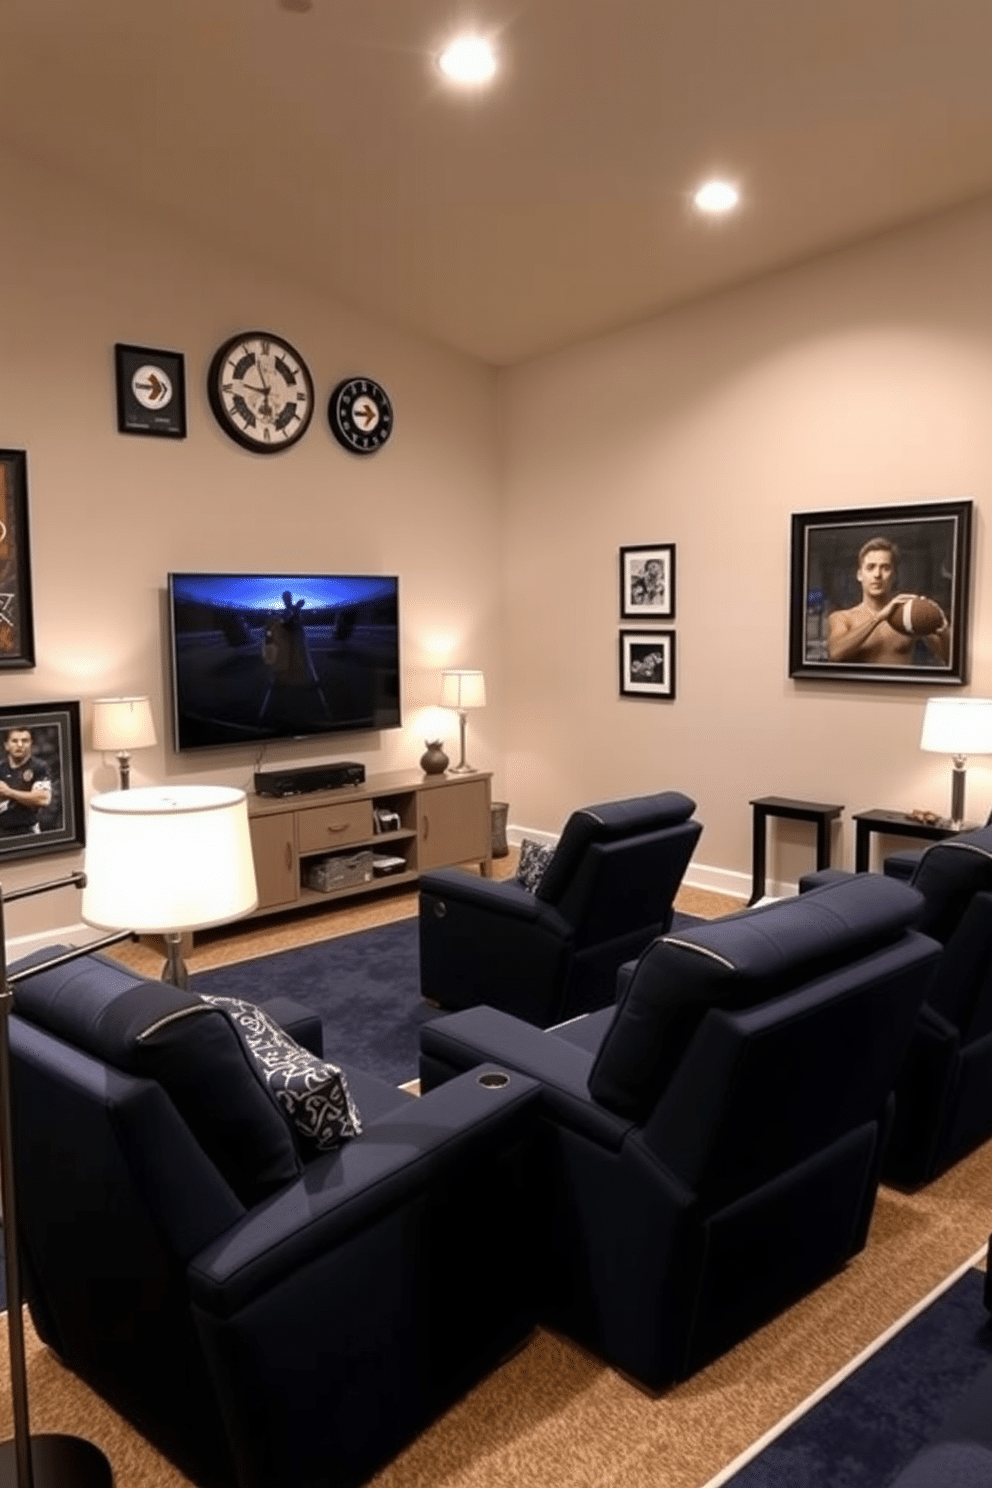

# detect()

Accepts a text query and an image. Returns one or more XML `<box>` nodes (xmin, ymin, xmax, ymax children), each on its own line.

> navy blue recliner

<box><xmin>802</xmin><ymin>823</ymin><xmax>992</xmax><ymax>1186</ymax></box>
<box><xmin>882</xmin><ymin>827</ymin><xmax>992</xmax><ymax>1186</ymax></box>
<box><xmin>418</xmin><ymin>790</ymin><xmax>702</xmax><ymax>1027</ymax></box>
<box><xmin>7</xmin><ymin>949</ymin><xmax>540</xmax><ymax>1488</ymax></box>
<box><xmin>419</xmin><ymin>876</ymin><xmax>940</xmax><ymax>1390</ymax></box>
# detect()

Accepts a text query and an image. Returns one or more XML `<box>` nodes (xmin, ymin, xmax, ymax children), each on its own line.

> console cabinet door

<box><xmin>249</xmin><ymin>813</ymin><xmax>298</xmax><ymax>910</ymax></box>
<box><xmin>418</xmin><ymin>777</ymin><xmax>491</xmax><ymax>871</ymax></box>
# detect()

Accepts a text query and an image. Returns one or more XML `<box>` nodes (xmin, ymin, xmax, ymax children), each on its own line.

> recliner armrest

<box><xmin>419</xmin><ymin>866</ymin><xmax>568</xmax><ymax>930</ymax></box>
<box><xmin>187</xmin><ymin>1064</ymin><xmax>540</xmax><ymax>1316</ymax></box>
<box><xmin>420</xmin><ymin>1006</ymin><xmax>636</xmax><ymax>1152</ymax></box>
<box><xmin>798</xmin><ymin>867</ymin><xmax>857</xmax><ymax>893</ymax></box>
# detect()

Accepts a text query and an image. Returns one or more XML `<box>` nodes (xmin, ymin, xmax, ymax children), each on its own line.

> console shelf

<box><xmin>246</xmin><ymin>769</ymin><xmax>493</xmax><ymax>919</ymax></box>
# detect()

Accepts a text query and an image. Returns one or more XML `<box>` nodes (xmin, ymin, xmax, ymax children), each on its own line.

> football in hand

<box><xmin>887</xmin><ymin>596</ymin><xmax>945</xmax><ymax>636</ymax></box>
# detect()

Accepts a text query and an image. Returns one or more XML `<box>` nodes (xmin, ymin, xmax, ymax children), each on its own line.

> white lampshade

<box><xmin>920</xmin><ymin>698</ymin><xmax>992</xmax><ymax>757</ymax></box>
<box><xmin>82</xmin><ymin>785</ymin><xmax>257</xmax><ymax>934</ymax></box>
<box><xmin>91</xmin><ymin>696</ymin><xmax>157</xmax><ymax>752</ymax></box>
<box><xmin>441</xmin><ymin>669</ymin><xmax>486</xmax><ymax>710</ymax></box>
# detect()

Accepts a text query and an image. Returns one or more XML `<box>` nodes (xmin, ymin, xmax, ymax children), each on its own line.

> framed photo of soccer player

<box><xmin>619</xmin><ymin>629</ymin><xmax>676</xmax><ymax>700</ymax></box>
<box><xmin>789</xmin><ymin>500</ymin><xmax>973</xmax><ymax>685</ymax></box>
<box><xmin>620</xmin><ymin>544</ymin><xmax>676</xmax><ymax>619</ymax></box>
<box><xmin>0</xmin><ymin>450</ymin><xmax>36</xmax><ymax>670</ymax></box>
<box><xmin>0</xmin><ymin>702</ymin><xmax>84</xmax><ymax>863</ymax></box>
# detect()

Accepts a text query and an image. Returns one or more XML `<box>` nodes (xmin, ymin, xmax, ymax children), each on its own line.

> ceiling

<box><xmin>3</xmin><ymin>0</ymin><xmax>992</xmax><ymax>365</ymax></box>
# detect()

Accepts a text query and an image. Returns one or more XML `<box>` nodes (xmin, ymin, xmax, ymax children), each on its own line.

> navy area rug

<box><xmin>192</xmin><ymin>916</ymin><xmax>435</xmax><ymax>1087</ymax></box>
<box><xmin>720</xmin><ymin>1264</ymin><xmax>992</xmax><ymax>1488</ymax></box>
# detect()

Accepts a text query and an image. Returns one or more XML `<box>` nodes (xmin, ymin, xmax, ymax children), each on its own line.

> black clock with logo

<box><xmin>328</xmin><ymin>377</ymin><xmax>394</xmax><ymax>456</ymax></box>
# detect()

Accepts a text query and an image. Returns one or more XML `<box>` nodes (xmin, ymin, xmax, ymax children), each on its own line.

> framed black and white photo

<box><xmin>620</xmin><ymin>543</ymin><xmax>675</xmax><ymax>619</ymax></box>
<box><xmin>619</xmin><ymin>629</ymin><xmax>676</xmax><ymax>700</ymax></box>
<box><xmin>0</xmin><ymin>450</ymin><xmax>35</xmax><ymax>669</ymax></box>
<box><xmin>115</xmin><ymin>343</ymin><xmax>187</xmax><ymax>438</ymax></box>
<box><xmin>0</xmin><ymin>701</ymin><xmax>84</xmax><ymax>863</ymax></box>
<box><xmin>789</xmin><ymin>500</ymin><xmax>973</xmax><ymax>685</ymax></box>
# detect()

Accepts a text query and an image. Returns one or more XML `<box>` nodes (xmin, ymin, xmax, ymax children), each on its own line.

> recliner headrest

<box><xmin>538</xmin><ymin>791</ymin><xmax>696</xmax><ymax>902</ymax></box>
<box><xmin>10</xmin><ymin>947</ymin><xmax>301</xmax><ymax>1205</ymax></box>
<box><xmin>909</xmin><ymin>826</ymin><xmax>992</xmax><ymax>943</ymax></box>
<box><xmin>588</xmin><ymin>875</ymin><xmax>925</xmax><ymax>1120</ymax></box>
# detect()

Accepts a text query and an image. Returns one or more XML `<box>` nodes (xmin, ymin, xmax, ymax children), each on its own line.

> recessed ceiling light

<box><xmin>437</xmin><ymin>35</ymin><xmax>497</xmax><ymax>85</ymax></box>
<box><xmin>693</xmin><ymin>180</ymin><xmax>740</xmax><ymax>214</ymax></box>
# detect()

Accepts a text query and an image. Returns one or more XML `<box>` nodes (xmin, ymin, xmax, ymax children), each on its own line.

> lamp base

<box><xmin>0</xmin><ymin>1434</ymin><xmax>113</xmax><ymax>1486</ymax></box>
<box><xmin>447</xmin><ymin>762</ymin><xmax>477</xmax><ymax>775</ymax></box>
<box><xmin>162</xmin><ymin>932</ymin><xmax>190</xmax><ymax>991</ymax></box>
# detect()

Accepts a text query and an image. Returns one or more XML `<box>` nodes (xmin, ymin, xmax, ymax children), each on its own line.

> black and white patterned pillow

<box><xmin>515</xmin><ymin>837</ymin><xmax>556</xmax><ymax>893</ymax></box>
<box><xmin>201</xmin><ymin>994</ymin><xmax>362</xmax><ymax>1154</ymax></box>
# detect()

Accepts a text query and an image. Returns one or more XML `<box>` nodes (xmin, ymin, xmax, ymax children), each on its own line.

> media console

<box><xmin>246</xmin><ymin>768</ymin><xmax>493</xmax><ymax>919</ymax></box>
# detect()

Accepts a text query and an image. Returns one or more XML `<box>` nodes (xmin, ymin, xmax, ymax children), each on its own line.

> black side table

<box><xmin>852</xmin><ymin>809</ymin><xmax>978</xmax><ymax>873</ymax></box>
<box><xmin>749</xmin><ymin>797</ymin><xmax>844</xmax><ymax>905</ymax></box>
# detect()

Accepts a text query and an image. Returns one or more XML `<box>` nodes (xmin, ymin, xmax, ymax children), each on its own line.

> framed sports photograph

<box><xmin>115</xmin><ymin>343</ymin><xmax>187</xmax><ymax>438</ymax></box>
<box><xmin>0</xmin><ymin>701</ymin><xmax>84</xmax><ymax>863</ymax></box>
<box><xmin>619</xmin><ymin>629</ymin><xmax>676</xmax><ymax>700</ymax></box>
<box><xmin>0</xmin><ymin>450</ymin><xmax>36</xmax><ymax>669</ymax></box>
<box><xmin>789</xmin><ymin>500</ymin><xmax>973</xmax><ymax>685</ymax></box>
<box><xmin>620</xmin><ymin>543</ymin><xmax>675</xmax><ymax>619</ymax></box>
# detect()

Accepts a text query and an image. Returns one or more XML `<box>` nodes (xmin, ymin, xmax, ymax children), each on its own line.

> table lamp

<box><xmin>91</xmin><ymin>696</ymin><xmax>157</xmax><ymax>789</ymax></box>
<box><xmin>920</xmin><ymin>697</ymin><xmax>992</xmax><ymax>829</ymax></box>
<box><xmin>441</xmin><ymin>669</ymin><xmax>486</xmax><ymax>774</ymax></box>
<box><xmin>82</xmin><ymin>784</ymin><xmax>258</xmax><ymax>988</ymax></box>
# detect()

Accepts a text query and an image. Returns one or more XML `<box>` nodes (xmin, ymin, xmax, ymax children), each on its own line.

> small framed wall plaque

<box><xmin>115</xmin><ymin>343</ymin><xmax>187</xmax><ymax>438</ymax></box>
<box><xmin>620</xmin><ymin>543</ymin><xmax>675</xmax><ymax>619</ymax></box>
<box><xmin>0</xmin><ymin>450</ymin><xmax>35</xmax><ymax>669</ymax></box>
<box><xmin>619</xmin><ymin>629</ymin><xmax>676</xmax><ymax>700</ymax></box>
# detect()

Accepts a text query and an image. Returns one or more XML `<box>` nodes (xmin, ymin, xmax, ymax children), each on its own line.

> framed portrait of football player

<box><xmin>0</xmin><ymin>701</ymin><xmax>84</xmax><ymax>863</ymax></box>
<box><xmin>0</xmin><ymin>450</ymin><xmax>36</xmax><ymax>670</ymax></box>
<box><xmin>789</xmin><ymin>500</ymin><xmax>972</xmax><ymax>685</ymax></box>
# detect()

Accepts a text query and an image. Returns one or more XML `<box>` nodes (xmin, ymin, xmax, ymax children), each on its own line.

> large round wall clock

<box><xmin>207</xmin><ymin>331</ymin><xmax>314</xmax><ymax>453</ymax></box>
<box><xmin>328</xmin><ymin>377</ymin><xmax>394</xmax><ymax>456</ymax></box>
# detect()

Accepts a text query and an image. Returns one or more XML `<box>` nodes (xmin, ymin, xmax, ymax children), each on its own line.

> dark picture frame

<box><xmin>619</xmin><ymin>629</ymin><xmax>676</xmax><ymax>700</ymax></box>
<box><xmin>789</xmin><ymin>500</ymin><xmax>973</xmax><ymax>685</ymax></box>
<box><xmin>115</xmin><ymin>343</ymin><xmax>187</xmax><ymax>438</ymax></box>
<box><xmin>0</xmin><ymin>701</ymin><xmax>84</xmax><ymax>864</ymax></box>
<box><xmin>620</xmin><ymin>543</ymin><xmax>676</xmax><ymax>619</ymax></box>
<box><xmin>0</xmin><ymin>450</ymin><xmax>35</xmax><ymax>670</ymax></box>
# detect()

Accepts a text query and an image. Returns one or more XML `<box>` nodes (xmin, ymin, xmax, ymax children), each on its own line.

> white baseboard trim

<box><xmin>6</xmin><ymin>921</ymin><xmax>92</xmax><ymax>959</ymax></box>
<box><xmin>682</xmin><ymin>862</ymin><xmax>801</xmax><ymax>902</ymax></box>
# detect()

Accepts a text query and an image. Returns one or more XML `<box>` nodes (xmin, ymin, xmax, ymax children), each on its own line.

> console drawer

<box><xmin>297</xmin><ymin>799</ymin><xmax>374</xmax><ymax>853</ymax></box>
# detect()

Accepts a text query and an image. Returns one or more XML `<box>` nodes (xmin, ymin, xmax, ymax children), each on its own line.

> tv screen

<box><xmin>167</xmin><ymin>572</ymin><xmax>401</xmax><ymax>751</ymax></box>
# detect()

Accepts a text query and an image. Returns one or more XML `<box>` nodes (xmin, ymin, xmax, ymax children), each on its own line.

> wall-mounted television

<box><xmin>167</xmin><ymin>572</ymin><xmax>401</xmax><ymax>751</ymax></box>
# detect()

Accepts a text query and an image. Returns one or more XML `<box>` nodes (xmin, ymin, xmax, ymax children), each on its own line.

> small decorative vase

<box><xmin>420</xmin><ymin>740</ymin><xmax>449</xmax><ymax>776</ymax></box>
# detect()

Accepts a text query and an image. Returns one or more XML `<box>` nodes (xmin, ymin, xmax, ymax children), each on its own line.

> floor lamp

<box><xmin>81</xmin><ymin>785</ymin><xmax>259</xmax><ymax>989</ymax></box>
<box><xmin>0</xmin><ymin>874</ymin><xmax>132</xmax><ymax>1488</ymax></box>
<box><xmin>0</xmin><ymin>786</ymin><xmax>257</xmax><ymax>1487</ymax></box>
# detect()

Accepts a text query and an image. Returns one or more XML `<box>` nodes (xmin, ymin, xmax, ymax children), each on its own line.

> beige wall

<box><xmin>4</xmin><ymin>141</ymin><xmax>992</xmax><ymax>934</ymax></box>
<box><xmin>0</xmin><ymin>146</ymin><xmax>504</xmax><ymax>936</ymax></box>
<box><xmin>499</xmin><ymin>196</ymin><xmax>992</xmax><ymax>896</ymax></box>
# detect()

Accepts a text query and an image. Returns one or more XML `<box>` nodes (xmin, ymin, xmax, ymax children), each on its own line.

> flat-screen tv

<box><xmin>167</xmin><ymin>572</ymin><xmax>401</xmax><ymax>751</ymax></box>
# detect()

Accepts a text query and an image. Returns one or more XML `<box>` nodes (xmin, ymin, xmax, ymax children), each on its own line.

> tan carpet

<box><xmin>1</xmin><ymin>1140</ymin><xmax>989</xmax><ymax>1488</ymax></box>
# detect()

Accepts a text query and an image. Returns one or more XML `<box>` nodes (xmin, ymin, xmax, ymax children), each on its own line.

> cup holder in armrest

<box><xmin>477</xmin><ymin>1071</ymin><xmax>510</xmax><ymax>1089</ymax></box>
